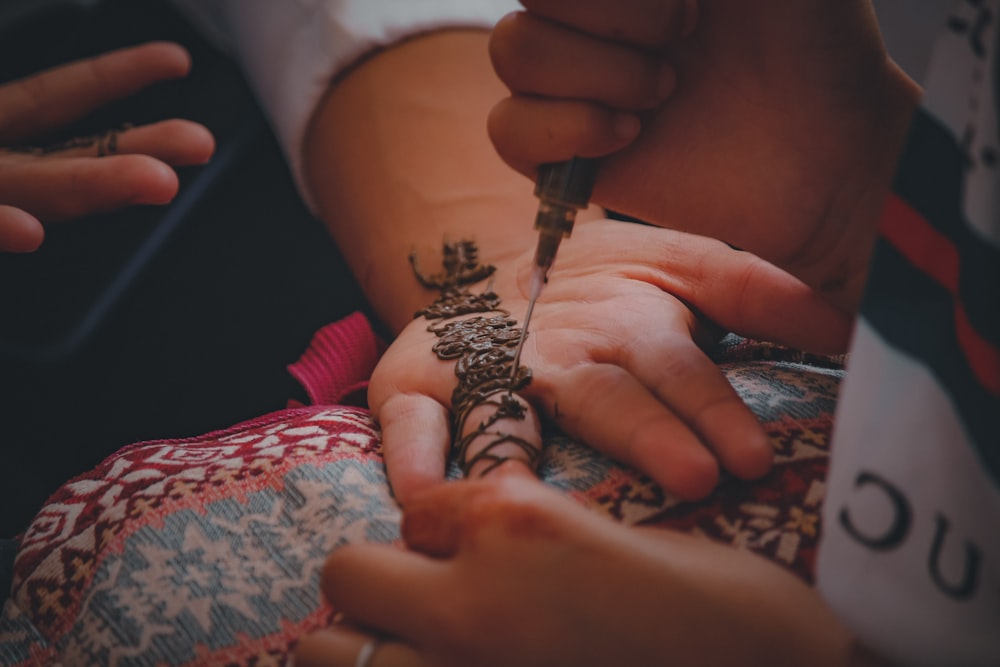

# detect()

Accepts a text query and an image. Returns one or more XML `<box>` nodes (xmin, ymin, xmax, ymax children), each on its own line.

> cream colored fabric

<box><xmin>170</xmin><ymin>0</ymin><xmax>519</xmax><ymax>210</ymax></box>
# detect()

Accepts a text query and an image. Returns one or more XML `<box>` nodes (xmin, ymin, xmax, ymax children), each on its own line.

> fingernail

<box><xmin>613</xmin><ymin>113</ymin><xmax>641</xmax><ymax>141</ymax></box>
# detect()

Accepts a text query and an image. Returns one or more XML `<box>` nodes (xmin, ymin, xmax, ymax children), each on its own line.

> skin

<box><xmin>302</xmin><ymin>29</ymin><xmax>851</xmax><ymax>507</ymax></box>
<box><xmin>296</xmin><ymin>472</ymin><xmax>888</xmax><ymax>667</ymax></box>
<box><xmin>295</xmin><ymin>0</ymin><xmax>922</xmax><ymax>662</ymax></box>
<box><xmin>0</xmin><ymin>41</ymin><xmax>215</xmax><ymax>252</ymax></box>
<box><xmin>0</xmin><ymin>11</ymin><xmax>905</xmax><ymax>665</ymax></box>
<box><xmin>488</xmin><ymin>0</ymin><xmax>922</xmax><ymax>314</ymax></box>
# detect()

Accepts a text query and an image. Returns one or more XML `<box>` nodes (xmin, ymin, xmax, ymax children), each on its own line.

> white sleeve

<box><xmin>169</xmin><ymin>0</ymin><xmax>520</xmax><ymax>212</ymax></box>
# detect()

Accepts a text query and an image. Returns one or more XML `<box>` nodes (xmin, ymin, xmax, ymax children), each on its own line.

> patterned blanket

<box><xmin>0</xmin><ymin>313</ymin><xmax>844</xmax><ymax>667</ymax></box>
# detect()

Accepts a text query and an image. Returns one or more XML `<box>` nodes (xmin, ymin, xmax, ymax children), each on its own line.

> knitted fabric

<box><xmin>0</xmin><ymin>318</ymin><xmax>842</xmax><ymax>666</ymax></box>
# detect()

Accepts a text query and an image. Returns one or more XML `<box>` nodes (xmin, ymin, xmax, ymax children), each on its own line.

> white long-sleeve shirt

<box><xmin>169</xmin><ymin>0</ymin><xmax>518</xmax><ymax>211</ymax></box>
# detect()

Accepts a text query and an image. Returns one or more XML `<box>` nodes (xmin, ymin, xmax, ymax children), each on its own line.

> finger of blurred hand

<box><xmin>376</xmin><ymin>392</ymin><xmax>452</xmax><ymax>506</ymax></box>
<box><xmin>400</xmin><ymin>467</ymin><xmax>546</xmax><ymax>559</ymax></box>
<box><xmin>541</xmin><ymin>363</ymin><xmax>721</xmax><ymax>500</ymax></box>
<box><xmin>488</xmin><ymin>96</ymin><xmax>640</xmax><ymax>177</ymax></box>
<box><xmin>399</xmin><ymin>480</ymin><xmax>482</xmax><ymax>559</ymax></box>
<box><xmin>33</xmin><ymin>119</ymin><xmax>215</xmax><ymax>165</ymax></box>
<box><xmin>491</xmin><ymin>12</ymin><xmax>675</xmax><ymax>110</ymax></box>
<box><xmin>295</xmin><ymin>628</ymin><xmax>427</xmax><ymax>667</ymax></box>
<box><xmin>321</xmin><ymin>545</ymin><xmax>445</xmax><ymax>643</ymax></box>
<box><xmin>0</xmin><ymin>154</ymin><xmax>178</xmax><ymax>222</ymax></box>
<box><xmin>520</xmin><ymin>0</ymin><xmax>695</xmax><ymax>48</ymax></box>
<box><xmin>0</xmin><ymin>41</ymin><xmax>191</xmax><ymax>143</ymax></box>
<box><xmin>0</xmin><ymin>205</ymin><xmax>43</xmax><ymax>252</ymax></box>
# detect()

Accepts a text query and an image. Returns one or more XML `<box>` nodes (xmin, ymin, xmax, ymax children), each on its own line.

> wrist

<box><xmin>300</xmin><ymin>29</ymin><xmax>544</xmax><ymax>333</ymax></box>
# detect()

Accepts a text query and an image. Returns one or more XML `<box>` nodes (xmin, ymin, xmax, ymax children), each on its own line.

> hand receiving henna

<box><xmin>0</xmin><ymin>41</ymin><xmax>215</xmax><ymax>252</ymax></box>
<box><xmin>369</xmin><ymin>218</ymin><xmax>851</xmax><ymax>505</ymax></box>
<box><xmin>295</xmin><ymin>473</ymin><xmax>855</xmax><ymax>667</ymax></box>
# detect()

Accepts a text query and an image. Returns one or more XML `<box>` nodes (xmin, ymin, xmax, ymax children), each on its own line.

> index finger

<box><xmin>520</xmin><ymin>0</ymin><xmax>697</xmax><ymax>49</ymax></box>
<box><xmin>0</xmin><ymin>41</ymin><xmax>191</xmax><ymax>143</ymax></box>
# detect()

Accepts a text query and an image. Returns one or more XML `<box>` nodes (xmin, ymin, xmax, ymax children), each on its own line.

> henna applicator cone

<box><xmin>510</xmin><ymin>157</ymin><xmax>598</xmax><ymax>377</ymax></box>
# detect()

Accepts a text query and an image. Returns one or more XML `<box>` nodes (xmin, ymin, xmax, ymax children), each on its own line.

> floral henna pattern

<box><xmin>412</xmin><ymin>240</ymin><xmax>537</xmax><ymax>475</ymax></box>
<box><xmin>410</xmin><ymin>239</ymin><xmax>495</xmax><ymax>290</ymax></box>
<box><xmin>7</xmin><ymin>123</ymin><xmax>131</xmax><ymax>157</ymax></box>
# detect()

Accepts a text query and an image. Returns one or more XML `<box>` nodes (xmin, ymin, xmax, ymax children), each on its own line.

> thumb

<box><xmin>400</xmin><ymin>480</ymin><xmax>489</xmax><ymax>558</ymax></box>
<box><xmin>673</xmin><ymin>238</ymin><xmax>854</xmax><ymax>354</ymax></box>
<box><xmin>401</xmin><ymin>467</ymin><xmax>539</xmax><ymax>558</ymax></box>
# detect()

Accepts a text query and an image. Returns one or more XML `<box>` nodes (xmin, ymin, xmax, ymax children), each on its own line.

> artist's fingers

<box><xmin>613</xmin><ymin>330</ymin><xmax>773</xmax><ymax>480</ymax></box>
<box><xmin>0</xmin><ymin>42</ymin><xmax>191</xmax><ymax>143</ymax></box>
<box><xmin>488</xmin><ymin>96</ymin><xmax>640</xmax><ymax>177</ymax></box>
<box><xmin>377</xmin><ymin>392</ymin><xmax>452</xmax><ymax>507</ymax></box>
<box><xmin>22</xmin><ymin>119</ymin><xmax>215</xmax><ymax>165</ymax></box>
<box><xmin>520</xmin><ymin>0</ymin><xmax>696</xmax><ymax>49</ymax></box>
<box><xmin>0</xmin><ymin>205</ymin><xmax>43</xmax><ymax>252</ymax></box>
<box><xmin>0</xmin><ymin>154</ymin><xmax>178</xmax><ymax>222</ymax></box>
<box><xmin>544</xmin><ymin>363</ymin><xmax>720</xmax><ymax>500</ymax></box>
<box><xmin>295</xmin><ymin>628</ymin><xmax>427</xmax><ymax>667</ymax></box>
<box><xmin>401</xmin><ymin>466</ymin><xmax>547</xmax><ymax>559</ymax></box>
<box><xmin>321</xmin><ymin>545</ymin><xmax>446</xmax><ymax>642</ymax></box>
<box><xmin>400</xmin><ymin>481</ymin><xmax>478</xmax><ymax>559</ymax></box>
<box><xmin>491</xmin><ymin>13</ymin><xmax>675</xmax><ymax>110</ymax></box>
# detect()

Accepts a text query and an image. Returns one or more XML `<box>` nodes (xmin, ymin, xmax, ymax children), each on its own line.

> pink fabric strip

<box><xmin>287</xmin><ymin>311</ymin><xmax>386</xmax><ymax>408</ymax></box>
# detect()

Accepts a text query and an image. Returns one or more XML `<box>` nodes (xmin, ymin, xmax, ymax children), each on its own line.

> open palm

<box><xmin>368</xmin><ymin>218</ymin><xmax>851</xmax><ymax>505</ymax></box>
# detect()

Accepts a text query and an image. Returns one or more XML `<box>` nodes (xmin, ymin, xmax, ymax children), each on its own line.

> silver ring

<box><xmin>354</xmin><ymin>638</ymin><xmax>382</xmax><ymax>667</ymax></box>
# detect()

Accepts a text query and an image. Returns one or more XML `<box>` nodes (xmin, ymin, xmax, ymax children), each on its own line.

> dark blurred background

<box><xmin>0</xmin><ymin>0</ymin><xmax>369</xmax><ymax>537</ymax></box>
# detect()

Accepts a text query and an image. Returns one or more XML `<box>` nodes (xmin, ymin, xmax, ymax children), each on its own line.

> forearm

<box><xmin>302</xmin><ymin>30</ymin><xmax>576</xmax><ymax>333</ymax></box>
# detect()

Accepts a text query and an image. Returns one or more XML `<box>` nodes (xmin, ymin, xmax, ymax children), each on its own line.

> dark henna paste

<box><xmin>7</xmin><ymin>123</ymin><xmax>130</xmax><ymax>157</ymax></box>
<box><xmin>412</xmin><ymin>240</ymin><xmax>537</xmax><ymax>476</ymax></box>
<box><xmin>410</xmin><ymin>240</ymin><xmax>495</xmax><ymax>290</ymax></box>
